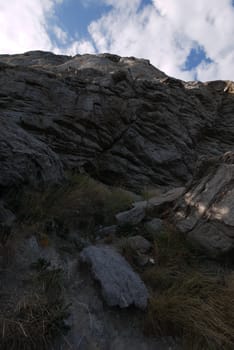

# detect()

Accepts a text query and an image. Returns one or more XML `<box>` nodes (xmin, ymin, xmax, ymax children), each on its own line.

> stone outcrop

<box><xmin>0</xmin><ymin>51</ymin><xmax>234</xmax><ymax>192</ymax></box>
<box><xmin>116</xmin><ymin>205</ymin><xmax>146</xmax><ymax>226</ymax></box>
<box><xmin>0</xmin><ymin>50</ymin><xmax>234</xmax><ymax>259</ymax></box>
<box><xmin>0</xmin><ymin>115</ymin><xmax>63</xmax><ymax>188</ymax></box>
<box><xmin>175</xmin><ymin>152</ymin><xmax>234</xmax><ymax>258</ymax></box>
<box><xmin>115</xmin><ymin>187</ymin><xmax>185</xmax><ymax>226</ymax></box>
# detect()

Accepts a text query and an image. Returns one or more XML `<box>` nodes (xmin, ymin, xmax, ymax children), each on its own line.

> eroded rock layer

<box><xmin>175</xmin><ymin>152</ymin><xmax>234</xmax><ymax>258</ymax></box>
<box><xmin>0</xmin><ymin>51</ymin><xmax>233</xmax><ymax>190</ymax></box>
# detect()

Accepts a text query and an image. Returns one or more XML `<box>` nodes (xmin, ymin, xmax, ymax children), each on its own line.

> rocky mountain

<box><xmin>1</xmin><ymin>51</ymin><xmax>233</xmax><ymax>191</ymax></box>
<box><xmin>0</xmin><ymin>51</ymin><xmax>234</xmax><ymax>350</ymax></box>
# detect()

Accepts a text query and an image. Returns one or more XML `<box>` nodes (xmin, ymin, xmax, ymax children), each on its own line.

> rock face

<box><xmin>115</xmin><ymin>187</ymin><xmax>185</xmax><ymax>226</ymax></box>
<box><xmin>1</xmin><ymin>50</ymin><xmax>234</xmax><ymax>259</ymax></box>
<box><xmin>80</xmin><ymin>245</ymin><xmax>148</xmax><ymax>309</ymax></box>
<box><xmin>0</xmin><ymin>115</ymin><xmax>63</xmax><ymax>188</ymax></box>
<box><xmin>116</xmin><ymin>205</ymin><xmax>146</xmax><ymax>226</ymax></box>
<box><xmin>175</xmin><ymin>152</ymin><xmax>234</xmax><ymax>258</ymax></box>
<box><xmin>0</xmin><ymin>51</ymin><xmax>234</xmax><ymax>191</ymax></box>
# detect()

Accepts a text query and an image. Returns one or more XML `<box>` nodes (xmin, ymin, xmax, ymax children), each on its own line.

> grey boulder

<box><xmin>115</xmin><ymin>187</ymin><xmax>185</xmax><ymax>227</ymax></box>
<box><xmin>126</xmin><ymin>235</ymin><xmax>151</xmax><ymax>254</ymax></box>
<box><xmin>116</xmin><ymin>205</ymin><xmax>146</xmax><ymax>226</ymax></box>
<box><xmin>80</xmin><ymin>245</ymin><xmax>148</xmax><ymax>309</ymax></box>
<box><xmin>144</xmin><ymin>218</ymin><xmax>164</xmax><ymax>238</ymax></box>
<box><xmin>147</xmin><ymin>187</ymin><xmax>185</xmax><ymax>210</ymax></box>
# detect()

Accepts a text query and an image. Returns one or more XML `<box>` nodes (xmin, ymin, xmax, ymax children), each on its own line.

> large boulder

<box><xmin>116</xmin><ymin>187</ymin><xmax>185</xmax><ymax>226</ymax></box>
<box><xmin>146</xmin><ymin>187</ymin><xmax>185</xmax><ymax>216</ymax></box>
<box><xmin>175</xmin><ymin>153</ymin><xmax>234</xmax><ymax>258</ymax></box>
<box><xmin>80</xmin><ymin>245</ymin><xmax>148</xmax><ymax>309</ymax></box>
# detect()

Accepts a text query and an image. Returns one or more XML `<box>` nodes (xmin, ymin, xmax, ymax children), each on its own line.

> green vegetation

<box><xmin>142</xmin><ymin>226</ymin><xmax>234</xmax><ymax>350</ymax></box>
<box><xmin>17</xmin><ymin>173</ymin><xmax>133</xmax><ymax>234</ymax></box>
<box><xmin>6</xmin><ymin>174</ymin><xmax>234</xmax><ymax>349</ymax></box>
<box><xmin>141</xmin><ymin>186</ymin><xmax>164</xmax><ymax>200</ymax></box>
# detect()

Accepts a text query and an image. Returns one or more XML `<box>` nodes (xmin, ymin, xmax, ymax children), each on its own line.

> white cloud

<box><xmin>0</xmin><ymin>0</ymin><xmax>55</xmax><ymax>54</ymax></box>
<box><xmin>53</xmin><ymin>25</ymin><xmax>68</xmax><ymax>44</ymax></box>
<box><xmin>101</xmin><ymin>0</ymin><xmax>141</xmax><ymax>11</ymax></box>
<box><xmin>60</xmin><ymin>39</ymin><xmax>96</xmax><ymax>56</ymax></box>
<box><xmin>0</xmin><ymin>0</ymin><xmax>95</xmax><ymax>56</ymax></box>
<box><xmin>0</xmin><ymin>0</ymin><xmax>52</xmax><ymax>53</ymax></box>
<box><xmin>0</xmin><ymin>0</ymin><xmax>233</xmax><ymax>81</ymax></box>
<box><xmin>86</xmin><ymin>0</ymin><xmax>234</xmax><ymax>81</ymax></box>
<box><xmin>151</xmin><ymin>0</ymin><xmax>234</xmax><ymax>79</ymax></box>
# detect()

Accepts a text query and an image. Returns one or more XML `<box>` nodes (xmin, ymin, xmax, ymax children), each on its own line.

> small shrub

<box><xmin>143</xmin><ymin>266</ymin><xmax>184</xmax><ymax>291</ymax></box>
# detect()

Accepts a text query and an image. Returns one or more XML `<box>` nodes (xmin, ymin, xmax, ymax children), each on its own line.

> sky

<box><xmin>0</xmin><ymin>0</ymin><xmax>234</xmax><ymax>81</ymax></box>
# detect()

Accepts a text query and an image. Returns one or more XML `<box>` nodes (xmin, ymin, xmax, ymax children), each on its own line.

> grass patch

<box><xmin>0</xmin><ymin>260</ymin><xmax>70</xmax><ymax>349</ymax></box>
<box><xmin>142</xmin><ymin>226</ymin><xmax>234</xmax><ymax>349</ymax></box>
<box><xmin>0</xmin><ymin>294</ymin><xmax>70</xmax><ymax>350</ymax></box>
<box><xmin>17</xmin><ymin>173</ymin><xmax>133</xmax><ymax>234</ymax></box>
<box><xmin>141</xmin><ymin>186</ymin><xmax>165</xmax><ymax>200</ymax></box>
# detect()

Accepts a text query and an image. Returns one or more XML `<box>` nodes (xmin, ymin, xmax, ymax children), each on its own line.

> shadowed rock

<box><xmin>175</xmin><ymin>153</ymin><xmax>234</xmax><ymax>258</ymax></box>
<box><xmin>0</xmin><ymin>116</ymin><xmax>64</xmax><ymax>188</ymax></box>
<box><xmin>116</xmin><ymin>187</ymin><xmax>185</xmax><ymax>226</ymax></box>
<box><xmin>116</xmin><ymin>205</ymin><xmax>146</xmax><ymax>226</ymax></box>
<box><xmin>144</xmin><ymin>218</ymin><xmax>164</xmax><ymax>238</ymax></box>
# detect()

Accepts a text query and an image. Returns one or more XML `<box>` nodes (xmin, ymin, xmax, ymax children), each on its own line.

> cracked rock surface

<box><xmin>175</xmin><ymin>152</ymin><xmax>234</xmax><ymax>258</ymax></box>
<box><xmin>1</xmin><ymin>51</ymin><xmax>234</xmax><ymax>191</ymax></box>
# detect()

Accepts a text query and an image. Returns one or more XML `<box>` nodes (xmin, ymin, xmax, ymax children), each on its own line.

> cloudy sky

<box><xmin>0</xmin><ymin>0</ymin><xmax>234</xmax><ymax>81</ymax></box>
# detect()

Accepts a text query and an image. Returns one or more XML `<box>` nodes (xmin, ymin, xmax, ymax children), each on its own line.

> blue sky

<box><xmin>54</xmin><ymin>1</ymin><xmax>112</xmax><ymax>39</ymax></box>
<box><xmin>53</xmin><ymin>0</ymin><xmax>213</xmax><ymax>72</ymax></box>
<box><xmin>0</xmin><ymin>0</ymin><xmax>234</xmax><ymax>81</ymax></box>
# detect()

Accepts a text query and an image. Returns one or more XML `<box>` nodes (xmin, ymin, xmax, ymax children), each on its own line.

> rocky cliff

<box><xmin>1</xmin><ymin>51</ymin><xmax>233</xmax><ymax>191</ymax></box>
<box><xmin>0</xmin><ymin>51</ymin><xmax>234</xmax><ymax>350</ymax></box>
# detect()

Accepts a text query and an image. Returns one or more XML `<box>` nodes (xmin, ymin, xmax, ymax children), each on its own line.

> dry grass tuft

<box><xmin>142</xmin><ymin>226</ymin><xmax>234</xmax><ymax>350</ymax></box>
<box><xmin>0</xmin><ymin>294</ymin><xmax>70</xmax><ymax>350</ymax></box>
<box><xmin>145</xmin><ymin>274</ymin><xmax>234</xmax><ymax>350</ymax></box>
<box><xmin>0</xmin><ymin>262</ymin><xmax>70</xmax><ymax>349</ymax></box>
